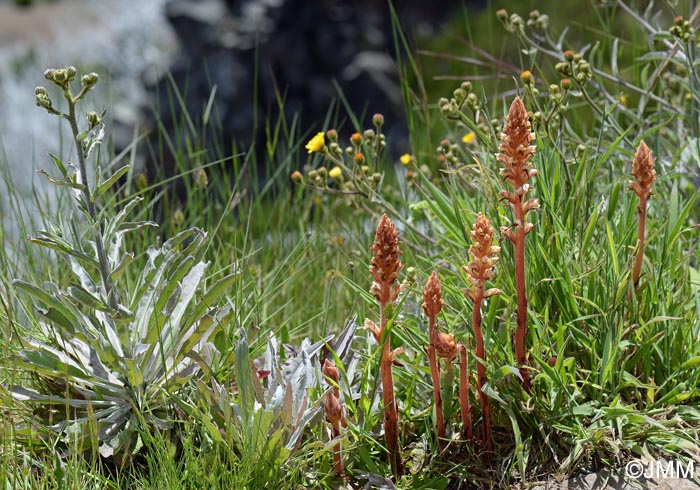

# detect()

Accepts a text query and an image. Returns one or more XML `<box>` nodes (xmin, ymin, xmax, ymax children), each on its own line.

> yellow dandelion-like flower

<box><xmin>400</xmin><ymin>153</ymin><xmax>411</xmax><ymax>166</ymax></box>
<box><xmin>462</xmin><ymin>132</ymin><xmax>476</xmax><ymax>145</ymax></box>
<box><xmin>305</xmin><ymin>132</ymin><xmax>325</xmax><ymax>154</ymax></box>
<box><xmin>329</xmin><ymin>166</ymin><xmax>342</xmax><ymax>179</ymax></box>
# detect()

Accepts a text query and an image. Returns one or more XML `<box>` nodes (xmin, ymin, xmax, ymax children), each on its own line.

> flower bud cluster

<box><xmin>671</xmin><ymin>15</ymin><xmax>695</xmax><ymax>42</ymax></box>
<box><xmin>556</xmin><ymin>51</ymin><xmax>592</xmax><ymax>85</ymax></box>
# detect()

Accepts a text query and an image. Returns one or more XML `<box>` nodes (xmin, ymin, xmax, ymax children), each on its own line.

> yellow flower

<box><xmin>305</xmin><ymin>132</ymin><xmax>325</xmax><ymax>154</ymax></box>
<box><xmin>400</xmin><ymin>153</ymin><xmax>411</xmax><ymax>166</ymax></box>
<box><xmin>462</xmin><ymin>132</ymin><xmax>476</xmax><ymax>145</ymax></box>
<box><xmin>329</xmin><ymin>166</ymin><xmax>342</xmax><ymax>179</ymax></box>
<box><xmin>620</xmin><ymin>94</ymin><xmax>628</xmax><ymax>107</ymax></box>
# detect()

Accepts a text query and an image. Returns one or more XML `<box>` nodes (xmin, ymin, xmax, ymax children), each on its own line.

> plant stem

<box><xmin>513</xmin><ymin>220</ymin><xmax>531</xmax><ymax>393</ymax></box>
<box><xmin>427</xmin><ymin>316</ymin><xmax>445</xmax><ymax>445</ymax></box>
<box><xmin>633</xmin><ymin>197</ymin><xmax>647</xmax><ymax>290</ymax></box>
<box><xmin>472</xmin><ymin>289</ymin><xmax>492</xmax><ymax>452</ymax></box>
<box><xmin>380</xmin><ymin>303</ymin><xmax>403</xmax><ymax>478</ymax></box>
<box><xmin>66</xmin><ymin>95</ymin><xmax>116</xmax><ymax>310</ymax></box>
<box><xmin>458</xmin><ymin>344</ymin><xmax>473</xmax><ymax>441</ymax></box>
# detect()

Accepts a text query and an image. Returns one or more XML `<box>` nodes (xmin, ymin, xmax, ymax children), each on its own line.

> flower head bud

<box><xmin>400</xmin><ymin>153</ymin><xmax>412</xmax><ymax>166</ymax></box>
<box><xmin>675</xmin><ymin>15</ymin><xmax>684</xmax><ymax>26</ymax></box>
<box><xmin>35</xmin><ymin>86</ymin><xmax>48</xmax><ymax>97</ymax></box>
<box><xmin>363</xmin><ymin>129</ymin><xmax>375</xmax><ymax>141</ymax></box>
<box><xmin>86</xmin><ymin>111</ymin><xmax>102</xmax><ymax>129</ymax></box>
<box><xmin>466</xmin><ymin>92</ymin><xmax>480</xmax><ymax>111</ymax></box>
<box><xmin>460</xmin><ymin>81</ymin><xmax>473</xmax><ymax>93</ymax></box>
<box><xmin>453</xmin><ymin>88</ymin><xmax>466</xmax><ymax>102</ymax></box>
<box><xmin>326</xmin><ymin>129</ymin><xmax>338</xmax><ymax>143</ymax></box>
<box><xmin>440</xmin><ymin>138</ymin><xmax>451</xmax><ymax>151</ymax></box>
<box><xmin>372</xmin><ymin>172</ymin><xmax>381</xmax><ymax>184</ymax></box>
<box><xmin>317</xmin><ymin>167</ymin><xmax>328</xmax><ymax>178</ymax></box>
<box><xmin>329</xmin><ymin>142</ymin><xmax>341</xmax><ymax>155</ymax></box>
<box><xmin>521</xmin><ymin>70</ymin><xmax>534</xmax><ymax>85</ymax></box>
<box><xmin>308</xmin><ymin>169</ymin><xmax>319</xmax><ymax>180</ymax></box>
<box><xmin>573</xmin><ymin>53</ymin><xmax>582</xmax><ymax>63</ymax></box>
<box><xmin>560</xmin><ymin>78</ymin><xmax>572</xmax><ymax>90</ymax></box>
<box><xmin>496</xmin><ymin>8</ymin><xmax>508</xmax><ymax>23</ymax></box>
<box><xmin>372</xmin><ymin>113</ymin><xmax>384</xmax><ymax>128</ymax></box>
<box><xmin>291</xmin><ymin>170</ymin><xmax>303</xmax><ymax>184</ymax></box>
<box><xmin>350</xmin><ymin>132</ymin><xmax>363</xmax><ymax>146</ymax></box>
<box><xmin>329</xmin><ymin>166</ymin><xmax>342</xmax><ymax>180</ymax></box>
<box><xmin>80</xmin><ymin>72</ymin><xmax>99</xmax><ymax>89</ymax></box>
<box><xmin>354</xmin><ymin>152</ymin><xmax>365</xmax><ymax>165</ymax></box>
<box><xmin>564</xmin><ymin>50</ymin><xmax>575</xmax><ymax>62</ymax></box>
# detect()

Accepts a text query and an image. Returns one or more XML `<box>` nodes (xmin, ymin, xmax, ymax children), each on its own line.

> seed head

<box><xmin>422</xmin><ymin>271</ymin><xmax>444</xmax><ymax>319</ymax></box>
<box><xmin>370</xmin><ymin>214</ymin><xmax>403</xmax><ymax>305</ymax></box>
<box><xmin>630</xmin><ymin>141</ymin><xmax>656</xmax><ymax>201</ymax></box>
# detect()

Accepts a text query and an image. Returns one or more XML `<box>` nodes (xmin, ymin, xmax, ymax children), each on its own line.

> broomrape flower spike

<box><xmin>306</xmin><ymin>132</ymin><xmax>326</xmax><ymax>154</ymax></box>
<box><xmin>423</xmin><ymin>272</ymin><xmax>448</xmax><ymax>445</ymax></box>
<box><xmin>369</xmin><ymin>214</ymin><xmax>404</xmax><ymax>478</ymax></box>
<box><xmin>323</xmin><ymin>359</ymin><xmax>346</xmax><ymax>478</ymax></box>
<box><xmin>463</xmin><ymin>214</ymin><xmax>501</xmax><ymax>452</ymax></box>
<box><xmin>630</xmin><ymin>141</ymin><xmax>656</xmax><ymax>290</ymax></box>
<box><xmin>497</xmin><ymin>97</ymin><xmax>538</xmax><ymax>393</ymax></box>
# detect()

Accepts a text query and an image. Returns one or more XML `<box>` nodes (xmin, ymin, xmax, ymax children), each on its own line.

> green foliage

<box><xmin>2</xmin><ymin>1</ymin><xmax>700</xmax><ymax>488</ymax></box>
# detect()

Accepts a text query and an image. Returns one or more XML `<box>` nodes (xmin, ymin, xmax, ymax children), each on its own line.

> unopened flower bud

<box><xmin>453</xmin><ymin>88</ymin><xmax>466</xmax><ymax>102</ymax></box>
<box><xmin>372</xmin><ymin>172</ymin><xmax>381</xmax><ymax>183</ymax></box>
<box><xmin>86</xmin><ymin>111</ymin><xmax>102</xmax><ymax>129</ymax></box>
<box><xmin>496</xmin><ymin>8</ymin><xmax>508</xmax><ymax>22</ymax></box>
<box><xmin>354</xmin><ymin>152</ymin><xmax>365</xmax><ymax>165</ymax></box>
<box><xmin>460</xmin><ymin>81</ymin><xmax>473</xmax><ymax>93</ymax></box>
<box><xmin>317</xmin><ymin>167</ymin><xmax>328</xmax><ymax>178</ymax></box>
<box><xmin>81</xmin><ymin>72</ymin><xmax>99</xmax><ymax>89</ymax></box>
<box><xmin>326</xmin><ymin>129</ymin><xmax>338</xmax><ymax>143</ymax></box>
<box><xmin>466</xmin><ymin>92</ymin><xmax>479</xmax><ymax>111</ymax></box>
<box><xmin>561</xmin><ymin>78</ymin><xmax>572</xmax><ymax>90</ymax></box>
<box><xmin>291</xmin><ymin>170</ymin><xmax>303</xmax><ymax>184</ymax></box>
<box><xmin>372</xmin><ymin>113</ymin><xmax>384</xmax><ymax>127</ymax></box>
<box><xmin>35</xmin><ymin>86</ymin><xmax>48</xmax><ymax>97</ymax></box>
<box><xmin>308</xmin><ymin>170</ymin><xmax>319</xmax><ymax>180</ymax></box>
<box><xmin>363</xmin><ymin>129</ymin><xmax>375</xmax><ymax>140</ymax></box>
<box><xmin>564</xmin><ymin>50</ymin><xmax>574</xmax><ymax>62</ymax></box>
<box><xmin>521</xmin><ymin>70</ymin><xmax>534</xmax><ymax>85</ymax></box>
<box><xmin>350</xmin><ymin>132</ymin><xmax>362</xmax><ymax>146</ymax></box>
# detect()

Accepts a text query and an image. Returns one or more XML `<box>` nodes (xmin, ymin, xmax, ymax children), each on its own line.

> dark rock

<box><xmin>130</xmin><ymin>0</ymin><xmax>473</xmax><ymax>185</ymax></box>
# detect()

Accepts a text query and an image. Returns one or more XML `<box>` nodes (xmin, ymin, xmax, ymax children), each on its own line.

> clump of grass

<box><xmin>630</xmin><ymin>141</ymin><xmax>656</xmax><ymax>290</ymax></box>
<box><xmin>497</xmin><ymin>97</ymin><xmax>539</xmax><ymax>393</ymax></box>
<box><xmin>463</xmin><ymin>213</ymin><xmax>501</xmax><ymax>452</ymax></box>
<box><xmin>366</xmin><ymin>214</ymin><xmax>404</xmax><ymax>479</ymax></box>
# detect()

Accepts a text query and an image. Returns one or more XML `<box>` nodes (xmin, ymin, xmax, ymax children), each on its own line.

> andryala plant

<box><xmin>6</xmin><ymin>67</ymin><xmax>236</xmax><ymax>463</ymax></box>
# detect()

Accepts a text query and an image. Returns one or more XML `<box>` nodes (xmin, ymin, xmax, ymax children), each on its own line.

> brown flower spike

<box><xmin>423</xmin><ymin>272</ymin><xmax>448</xmax><ymax>445</ymax></box>
<box><xmin>323</xmin><ymin>359</ymin><xmax>345</xmax><ymax>478</ymax></box>
<box><xmin>369</xmin><ymin>214</ymin><xmax>404</xmax><ymax>478</ymax></box>
<box><xmin>498</xmin><ymin>97</ymin><xmax>538</xmax><ymax>393</ymax></box>
<box><xmin>630</xmin><ymin>141</ymin><xmax>656</xmax><ymax>289</ymax></box>
<box><xmin>463</xmin><ymin>214</ymin><xmax>502</xmax><ymax>452</ymax></box>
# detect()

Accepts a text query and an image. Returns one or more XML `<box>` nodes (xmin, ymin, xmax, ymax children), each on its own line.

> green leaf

<box><xmin>95</xmin><ymin>165</ymin><xmax>130</xmax><ymax>200</ymax></box>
